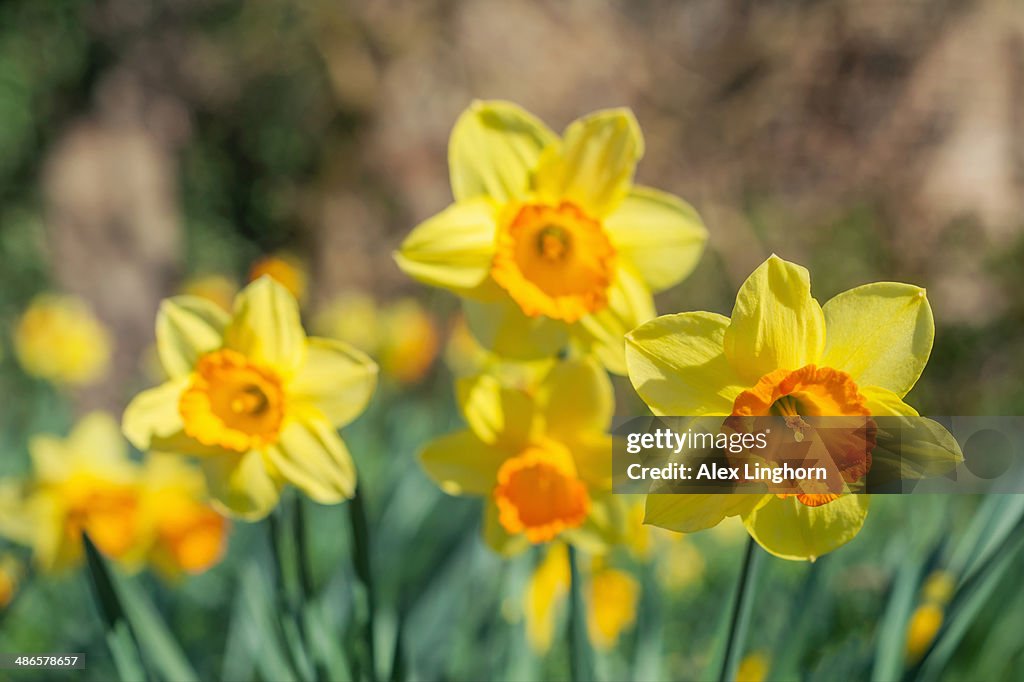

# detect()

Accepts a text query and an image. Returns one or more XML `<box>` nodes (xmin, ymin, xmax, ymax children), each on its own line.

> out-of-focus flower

<box><xmin>139</xmin><ymin>455</ymin><xmax>229</xmax><ymax>580</ymax></box>
<box><xmin>905</xmin><ymin>603</ymin><xmax>943</xmax><ymax>662</ymax></box>
<box><xmin>0</xmin><ymin>413</ymin><xmax>144</xmax><ymax>572</ymax></box>
<box><xmin>249</xmin><ymin>253</ymin><xmax>308</xmax><ymax>304</ymax></box>
<box><xmin>421</xmin><ymin>357</ymin><xmax>625</xmax><ymax>553</ymax></box>
<box><xmin>921</xmin><ymin>570</ymin><xmax>955</xmax><ymax>606</ymax></box>
<box><xmin>377</xmin><ymin>298</ymin><xmax>440</xmax><ymax>384</ymax></box>
<box><xmin>395</xmin><ymin>100</ymin><xmax>707</xmax><ymax>374</ymax></box>
<box><xmin>587</xmin><ymin>566</ymin><xmax>640</xmax><ymax>650</ymax></box>
<box><xmin>14</xmin><ymin>294</ymin><xmax>112</xmax><ymax>386</ymax></box>
<box><xmin>315</xmin><ymin>292</ymin><xmax>381</xmax><ymax>355</ymax></box>
<box><xmin>628</xmin><ymin>255</ymin><xmax>962</xmax><ymax>560</ymax></box>
<box><xmin>656</xmin><ymin>537</ymin><xmax>705</xmax><ymax>591</ymax></box>
<box><xmin>735</xmin><ymin>652</ymin><xmax>770</xmax><ymax>682</ymax></box>
<box><xmin>524</xmin><ymin>543</ymin><xmax>570</xmax><ymax>652</ymax></box>
<box><xmin>317</xmin><ymin>294</ymin><xmax>440</xmax><ymax>385</ymax></box>
<box><xmin>0</xmin><ymin>554</ymin><xmax>21</xmax><ymax>609</ymax></box>
<box><xmin>182</xmin><ymin>274</ymin><xmax>239</xmax><ymax>312</ymax></box>
<box><xmin>123</xmin><ymin>277</ymin><xmax>378</xmax><ymax>520</ymax></box>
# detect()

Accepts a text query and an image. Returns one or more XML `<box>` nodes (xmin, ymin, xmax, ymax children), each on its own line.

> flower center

<box><xmin>491</xmin><ymin>202</ymin><xmax>616</xmax><ymax>322</ymax></box>
<box><xmin>730</xmin><ymin>364</ymin><xmax>875</xmax><ymax>507</ymax></box>
<box><xmin>179</xmin><ymin>349</ymin><xmax>286</xmax><ymax>452</ymax></box>
<box><xmin>493</xmin><ymin>440</ymin><xmax>590</xmax><ymax>543</ymax></box>
<box><xmin>63</xmin><ymin>475</ymin><xmax>139</xmax><ymax>558</ymax></box>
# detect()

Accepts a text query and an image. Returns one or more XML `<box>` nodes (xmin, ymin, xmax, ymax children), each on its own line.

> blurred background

<box><xmin>1</xmin><ymin>0</ymin><xmax>1023</xmax><ymax>680</ymax></box>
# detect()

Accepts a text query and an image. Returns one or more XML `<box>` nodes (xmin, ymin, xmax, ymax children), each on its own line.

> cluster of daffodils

<box><xmin>0</xmin><ymin>413</ymin><xmax>227</xmax><ymax>579</ymax></box>
<box><xmin>400</xmin><ymin>99</ymin><xmax>958</xmax><ymax>612</ymax></box>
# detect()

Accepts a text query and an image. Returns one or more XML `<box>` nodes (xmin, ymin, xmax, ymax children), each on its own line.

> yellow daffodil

<box><xmin>182</xmin><ymin>274</ymin><xmax>239</xmax><ymax>312</ymax></box>
<box><xmin>377</xmin><ymin>298</ymin><xmax>440</xmax><ymax>384</ymax></box>
<box><xmin>421</xmin><ymin>358</ymin><xmax>624</xmax><ymax>553</ymax></box>
<box><xmin>586</xmin><ymin>566</ymin><xmax>640</xmax><ymax>650</ymax></box>
<box><xmin>315</xmin><ymin>292</ymin><xmax>382</xmax><ymax>355</ymax></box>
<box><xmin>735</xmin><ymin>652</ymin><xmax>770</xmax><ymax>682</ymax></box>
<box><xmin>627</xmin><ymin>255</ymin><xmax>961</xmax><ymax>560</ymax></box>
<box><xmin>123</xmin><ymin>277</ymin><xmax>378</xmax><ymax>520</ymax></box>
<box><xmin>524</xmin><ymin>543</ymin><xmax>570</xmax><ymax>652</ymax></box>
<box><xmin>0</xmin><ymin>413</ymin><xmax>145</xmax><ymax>572</ymax></box>
<box><xmin>139</xmin><ymin>455</ymin><xmax>229</xmax><ymax>580</ymax></box>
<box><xmin>249</xmin><ymin>253</ymin><xmax>308</xmax><ymax>304</ymax></box>
<box><xmin>905</xmin><ymin>603</ymin><xmax>943</xmax><ymax>662</ymax></box>
<box><xmin>395</xmin><ymin>100</ymin><xmax>707</xmax><ymax>374</ymax></box>
<box><xmin>0</xmin><ymin>554</ymin><xmax>21</xmax><ymax>610</ymax></box>
<box><xmin>14</xmin><ymin>293</ymin><xmax>112</xmax><ymax>386</ymax></box>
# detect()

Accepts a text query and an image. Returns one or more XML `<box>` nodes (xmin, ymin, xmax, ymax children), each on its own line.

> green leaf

<box><xmin>82</xmin><ymin>533</ymin><xmax>199</xmax><ymax>682</ymax></box>
<box><xmin>871</xmin><ymin>559</ymin><xmax>922</xmax><ymax>682</ymax></box>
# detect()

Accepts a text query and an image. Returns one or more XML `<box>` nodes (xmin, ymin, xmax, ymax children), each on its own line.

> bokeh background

<box><xmin>1</xmin><ymin>1</ymin><xmax>1023</xmax><ymax>680</ymax></box>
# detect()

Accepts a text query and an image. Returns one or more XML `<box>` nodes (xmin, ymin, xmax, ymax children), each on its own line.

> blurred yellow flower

<box><xmin>628</xmin><ymin>255</ymin><xmax>961</xmax><ymax>560</ymax></box>
<box><xmin>0</xmin><ymin>554</ymin><xmax>21</xmax><ymax>610</ymax></box>
<box><xmin>182</xmin><ymin>274</ymin><xmax>238</xmax><ymax>312</ymax></box>
<box><xmin>656</xmin><ymin>537</ymin><xmax>706</xmax><ymax>591</ymax></box>
<box><xmin>249</xmin><ymin>253</ymin><xmax>308</xmax><ymax>304</ymax></box>
<box><xmin>524</xmin><ymin>543</ymin><xmax>570</xmax><ymax>652</ymax></box>
<box><xmin>734</xmin><ymin>652</ymin><xmax>770</xmax><ymax>682</ymax></box>
<box><xmin>905</xmin><ymin>603</ymin><xmax>943</xmax><ymax>662</ymax></box>
<box><xmin>139</xmin><ymin>455</ymin><xmax>229</xmax><ymax>580</ymax></box>
<box><xmin>587</xmin><ymin>566</ymin><xmax>639</xmax><ymax>650</ymax></box>
<box><xmin>315</xmin><ymin>292</ymin><xmax>382</xmax><ymax>355</ymax></box>
<box><xmin>317</xmin><ymin>294</ymin><xmax>440</xmax><ymax>385</ymax></box>
<box><xmin>122</xmin><ymin>277</ymin><xmax>378</xmax><ymax>519</ymax></box>
<box><xmin>0</xmin><ymin>413</ymin><xmax>144</xmax><ymax>572</ymax></box>
<box><xmin>420</xmin><ymin>358</ymin><xmax>624</xmax><ymax>553</ymax></box>
<box><xmin>14</xmin><ymin>294</ymin><xmax>112</xmax><ymax>386</ymax></box>
<box><xmin>921</xmin><ymin>570</ymin><xmax>955</xmax><ymax>606</ymax></box>
<box><xmin>395</xmin><ymin>100</ymin><xmax>707</xmax><ymax>374</ymax></box>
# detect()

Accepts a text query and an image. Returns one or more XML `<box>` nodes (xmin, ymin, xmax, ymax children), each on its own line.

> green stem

<box><xmin>348</xmin><ymin>484</ymin><xmax>378</xmax><ymax>682</ymax></box>
<box><xmin>717</xmin><ymin>537</ymin><xmax>763</xmax><ymax>682</ymax></box>
<box><xmin>568</xmin><ymin>545</ymin><xmax>595</xmax><ymax>682</ymax></box>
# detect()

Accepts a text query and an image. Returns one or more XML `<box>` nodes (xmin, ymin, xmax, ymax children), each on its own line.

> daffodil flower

<box><xmin>420</xmin><ymin>358</ymin><xmax>625</xmax><ymax>553</ymax></box>
<box><xmin>139</xmin><ymin>454</ymin><xmax>229</xmax><ymax>580</ymax></box>
<box><xmin>0</xmin><ymin>413</ymin><xmax>145</xmax><ymax>572</ymax></box>
<box><xmin>123</xmin><ymin>276</ymin><xmax>377</xmax><ymax>520</ymax></box>
<box><xmin>395</xmin><ymin>100</ymin><xmax>707</xmax><ymax>374</ymax></box>
<box><xmin>626</xmin><ymin>255</ymin><xmax>961</xmax><ymax>560</ymax></box>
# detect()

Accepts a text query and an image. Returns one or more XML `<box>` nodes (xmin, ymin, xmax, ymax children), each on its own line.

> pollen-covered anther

<box><xmin>491</xmin><ymin>202</ymin><xmax>616</xmax><ymax>322</ymax></box>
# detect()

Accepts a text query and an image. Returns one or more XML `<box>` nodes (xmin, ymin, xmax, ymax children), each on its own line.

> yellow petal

<box><xmin>644</xmin><ymin>493</ymin><xmax>765</xmax><ymax>533</ymax></box>
<box><xmin>587</xmin><ymin>568</ymin><xmax>639</xmax><ymax>650</ymax></box>
<box><xmin>122</xmin><ymin>379</ymin><xmax>188</xmax><ymax>450</ymax></box>
<box><xmin>572</xmin><ymin>264</ymin><xmax>655</xmax><ymax>375</ymax></box>
<box><xmin>821</xmin><ymin>283</ymin><xmax>934</xmax><ymax>397</ymax></box>
<box><xmin>743</xmin><ymin>494</ymin><xmax>869</xmax><ymax>561</ymax></box>
<box><xmin>604</xmin><ymin>186</ymin><xmax>707</xmax><ymax>292</ymax></box>
<box><xmin>537</xmin><ymin>358</ymin><xmax>613</xmax><ymax>442</ymax></box>
<box><xmin>462</xmin><ymin>293</ymin><xmax>568</xmax><ymax>360</ymax></box>
<box><xmin>483</xmin><ymin>499</ymin><xmax>530</xmax><ymax>556</ymax></box>
<box><xmin>27</xmin><ymin>436</ymin><xmax>70</xmax><ymax>483</ymax></box>
<box><xmin>723</xmin><ymin>255</ymin><xmax>826</xmax><ymax>383</ymax></box>
<box><xmin>449</xmin><ymin>100</ymin><xmax>556</xmax><ymax>203</ymax></box>
<box><xmin>201</xmin><ymin>450</ymin><xmax>282</xmax><ymax>520</ymax></box>
<box><xmin>394</xmin><ymin>199</ymin><xmax>499</xmax><ymax>292</ymax></box>
<box><xmin>525</xmin><ymin>543</ymin><xmax>570</xmax><ymax>653</ymax></box>
<box><xmin>534</xmin><ymin>109</ymin><xmax>643</xmax><ymax>217</ymax></box>
<box><xmin>157</xmin><ymin>296</ymin><xmax>229</xmax><ymax>378</ymax></box>
<box><xmin>291</xmin><ymin>338</ymin><xmax>378</xmax><ymax>428</ymax></box>
<box><xmin>419</xmin><ymin>430</ymin><xmax>505</xmax><ymax>496</ymax></box>
<box><xmin>224</xmin><ymin>277</ymin><xmax>306</xmax><ymax>376</ymax></box>
<box><xmin>569</xmin><ymin>433</ymin><xmax>614</xmax><ymax>491</ymax></box>
<box><xmin>860</xmin><ymin>386</ymin><xmax>919</xmax><ymax>416</ymax></box>
<box><xmin>456</xmin><ymin>373</ymin><xmax>537</xmax><ymax>449</ymax></box>
<box><xmin>264</xmin><ymin>418</ymin><xmax>356</xmax><ymax>504</ymax></box>
<box><xmin>562</xmin><ymin>492</ymin><xmax>629</xmax><ymax>552</ymax></box>
<box><xmin>625</xmin><ymin>312</ymin><xmax>745</xmax><ymax>415</ymax></box>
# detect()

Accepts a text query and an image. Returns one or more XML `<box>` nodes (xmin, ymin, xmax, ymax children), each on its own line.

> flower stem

<box><xmin>348</xmin><ymin>483</ymin><xmax>378</xmax><ymax>682</ymax></box>
<box><xmin>567</xmin><ymin>545</ymin><xmax>595</xmax><ymax>682</ymax></box>
<box><xmin>717</xmin><ymin>537</ymin><xmax>764</xmax><ymax>682</ymax></box>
